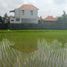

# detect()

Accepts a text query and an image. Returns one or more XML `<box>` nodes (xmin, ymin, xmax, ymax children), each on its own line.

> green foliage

<box><xmin>0</xmin><ymin>16</ymin><xmax>3</xmax><ymax>23</ymax></box>
<box><xmin>58</xmin><ymin>11</ymin><xmax>67</xmax><ymax>23</ymax></box>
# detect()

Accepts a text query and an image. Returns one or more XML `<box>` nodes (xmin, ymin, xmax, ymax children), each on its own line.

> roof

<box><xmin>18</xmin><ymin>4</ymin><xmax>38</xmax><ymax>10</ymax></box>
<box><xmin>44</xmin><ymin>16</ymin><xmax>58</xmax><ymax>21</ymax></box>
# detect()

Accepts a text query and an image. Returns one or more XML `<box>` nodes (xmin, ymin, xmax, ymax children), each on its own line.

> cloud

<box><xmin>0</xmin><ymin>0</ymin><xmax>67</xmax><ymax>17</ymax></box>
<box><xmin>53</xmin><ymin>0</ymin><xmax>67</xmax><ymax>5</ymax></box>
<box><xmin>0</xmin><ymin>0</ymin><xmax>21</xmax><ymax>16</ymax></box>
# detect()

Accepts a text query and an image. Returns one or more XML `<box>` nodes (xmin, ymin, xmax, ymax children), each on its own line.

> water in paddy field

<box><xmin>0</xmin><ymin>39</ymin><xmax>67</xmax><ymax>67</ymax></box>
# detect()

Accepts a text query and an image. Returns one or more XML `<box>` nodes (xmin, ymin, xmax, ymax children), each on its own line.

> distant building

<box><xmin>10</xmin><ymin>4</ymin><xmax>39</xmax><ymax>24</ymax></box>
<box><xmin>44</xmin><ymin>16</ymin><xmax>58</xmax><ymax>22</ymax></box>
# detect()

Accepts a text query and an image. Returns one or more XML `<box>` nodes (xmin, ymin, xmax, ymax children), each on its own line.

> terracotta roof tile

<box><xmin>19</xmin><ymin>4</ymin><xmax>38</xmax><ymax>10</ymax></box>
<box><xmin>44</xmin><ymin>16</ymin><xmax>58</xmax><ymax>21</ymax></box>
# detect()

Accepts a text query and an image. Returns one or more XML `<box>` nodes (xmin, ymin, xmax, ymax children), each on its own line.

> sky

<box><xmin>0</xmin><ymin>0</ymin><xmax>67</xmax><ymax>17</ymax></box>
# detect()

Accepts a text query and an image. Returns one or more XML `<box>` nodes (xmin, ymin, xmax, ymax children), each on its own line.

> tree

<box><xmin>2</xmin><ymin>13</ymin><xmax>10</xmax><ymax>29</ymax></box>
<box><xmin>0</xmin><ymin>16</ymin><xmax>3</xmax><ymax>23</ymax></box>
<box><xmin>58</xmin><ymin>11</ymin><xmax>67</xmax><ymax>23</ymax></box>
<box><xmin>4</xmin><ymin>13</ymin><xmax>8</xmax><ymax>23</ymax></box>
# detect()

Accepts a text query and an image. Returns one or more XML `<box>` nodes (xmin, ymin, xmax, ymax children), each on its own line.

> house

<box><xmin>44</xmin><ymin>16</ymin><xmax>58</xmax><ymax>22</ymax></box>
<box><xmin>10</xmin><ymin>4</ymin><xmax>39</xmax><ymax>24</ymax></box>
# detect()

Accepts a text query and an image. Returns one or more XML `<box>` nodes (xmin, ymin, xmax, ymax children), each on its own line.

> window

<box><xmin>16</xmin><ymin>18</ymin><xmax>20</xmax><ymax>21</ymax></box>
<box><xmin>22</xmin><ymin>10</ymin><xmax>24</xmax><ymax>15</ymax></box>
<box><xmin>11</xmin><ymin>20</ymin><xmax>14</xmax><ymax>21</ymax></box>
<box><xmin>31</xmin><ymin>10</ymin><xmax>33</xmax><ymax>15</ymax></box>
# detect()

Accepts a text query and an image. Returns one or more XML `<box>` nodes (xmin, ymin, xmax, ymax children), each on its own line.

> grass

<box><xmin>0</xmin><ymin>30</ymin><xmax>67</xmax><ymax>52</ymax></box>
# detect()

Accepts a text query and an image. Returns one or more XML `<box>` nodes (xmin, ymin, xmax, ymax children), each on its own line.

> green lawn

<box><xmin>0</xmin><ymin>30</ymin><xmax>67</xmax><ymax>52</ymax></box>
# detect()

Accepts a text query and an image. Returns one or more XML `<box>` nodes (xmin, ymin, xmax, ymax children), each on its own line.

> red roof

<box><xmin>44</xmin><ymin>16</ymin><xmax>58</xmax><ymax>21</ymax></box>
<box><xmin>19</xmin><ymin>4</ymin><xmax>38</xmax><ymax>10</ymax></box>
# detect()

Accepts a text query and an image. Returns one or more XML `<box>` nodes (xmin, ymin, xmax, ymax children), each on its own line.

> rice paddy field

<box><xmin>0</xmin><ymin>30</ymin><xmax>67</xmax><ymax>67</ymax></box>
<box><xmin>0</xmin><ymin>30</ymin><xmax>67</xmax><ymax>51</ymax></box>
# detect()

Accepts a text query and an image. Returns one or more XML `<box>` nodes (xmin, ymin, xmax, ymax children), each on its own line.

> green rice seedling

<box><xmin>0</xmin><ymin>39</ymin><xmax>67</xmax><ymax>67</ymax></box>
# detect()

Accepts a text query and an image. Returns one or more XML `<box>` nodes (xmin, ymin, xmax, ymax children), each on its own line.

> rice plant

<box><xmin>0</xmin><ymin>39</ymin><xmax>67</xmax><ymax>67</ymax></box>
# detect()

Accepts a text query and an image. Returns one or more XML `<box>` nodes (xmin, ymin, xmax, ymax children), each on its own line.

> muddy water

<box><xmin>0</xmin><ymin>39</ymin><xmax>67</xmax><ymax>67</ymax></box>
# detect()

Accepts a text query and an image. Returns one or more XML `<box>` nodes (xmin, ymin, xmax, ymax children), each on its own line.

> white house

<box><xmin>10</xmin><ymin>4</ymin><xmax>39</xmax><ymax>24</ymax></box>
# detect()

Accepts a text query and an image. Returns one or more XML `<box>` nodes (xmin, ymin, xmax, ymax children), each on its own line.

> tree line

<box><xmin>0</xmin><ymin>13</ymin><xmax>10</xmax><ymax>29</ymax></box>
<box><xmin>0</xmin><ymin>13</ymin><xmax>10</xmax><ymax>24</ymax></box>
<box><xmin>57</xmin><ymin>11</ymin><xmax>67</xmax><ymax>23</ymax></box>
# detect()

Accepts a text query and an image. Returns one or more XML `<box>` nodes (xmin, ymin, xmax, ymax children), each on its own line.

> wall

<box><xmin>1</xmin><ymin>20</ymin><xmax>67</xmax><ymax>30</ymax></box>
<box><xmin>14</xmin><ymin>8</ymin><xmax>38</xmax><ymax>24</ymax></box>
<box><xmin>9</xmin><ymin>22</ymin><xmax>67</xmax><ymax>30</ymax></box>
<box><xmin>15</xmin><ymin>9</ymin><xmax>38</xmax><ymax>18</ymax></box>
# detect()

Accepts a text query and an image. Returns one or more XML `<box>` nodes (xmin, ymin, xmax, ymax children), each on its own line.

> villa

<box><xmin>10</xmin><ymin>4</ymin><xmax>39</xmax><ymax>24</ymax></box>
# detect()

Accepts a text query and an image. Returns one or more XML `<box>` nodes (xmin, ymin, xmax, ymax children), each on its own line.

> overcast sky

<box><xmin>0</xmin><ymin>0</ymin><xmax>67</xmax><ymax>17</ymax></box>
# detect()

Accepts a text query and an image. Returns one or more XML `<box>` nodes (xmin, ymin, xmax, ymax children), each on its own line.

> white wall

<box><xmin>10</xmin><ymin>17</ymin><xmax>15</xmax><ymax>23</ymax></box>
<box><xmin>14</xmin><ymin>8</ymin><xmax>38</xmax><ymax>24</ymax></box>
<box><xmin>10</xmin><ymin>7</ymin><xmax>38</xmax><ymax>24</ymax></box>
<box><xmin>10</xmin><ymin>17</ymin><xmax>21</xmax><ymax>24</ymax></box>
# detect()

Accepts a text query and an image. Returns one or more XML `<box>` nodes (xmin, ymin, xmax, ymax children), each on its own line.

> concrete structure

<box><xmin>10</xmin><ymin>4</ymin><xmax>39</xmax><ymax>24</ymax></box>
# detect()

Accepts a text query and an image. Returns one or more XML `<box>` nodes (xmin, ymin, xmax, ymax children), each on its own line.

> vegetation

<box><xmin>58</xmin><ymin>11</ymin><xmax>67</xmax><ymax>23</ymax></box>
<box><xmin>0</xmin><ymin>16</ymin><xmax>3</xmax><ymax>23</ymax></box>
<box><xmin>0</xmin><ymin>38</ymin><xmax>67</xmax><ymax>67</ymax></box>
<box><xmin>0</xmin><ymin>13</ymin><xmax>10</xmax><ymax>29</ymax></box>
<box><xmin>0</xmin><ymin>30</ymin><xmax>67</xmax><ymax>52</ymax></box>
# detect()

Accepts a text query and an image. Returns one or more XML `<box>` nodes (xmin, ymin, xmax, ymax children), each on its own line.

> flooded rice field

<box><xmin>0</xmin><ymin>39</ymin><xmax>67</xmax><ymax>67</ymax></box>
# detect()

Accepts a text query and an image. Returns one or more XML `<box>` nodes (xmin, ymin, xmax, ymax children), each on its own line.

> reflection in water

<box><xmin>0</xmin><ymin>39</ymin><xmax>67</xmax><ymax>67</ymax></box>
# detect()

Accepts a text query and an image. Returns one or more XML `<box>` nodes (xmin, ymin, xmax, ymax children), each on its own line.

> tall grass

<box><xmin>0</xmin><ymin>39</ymin><xmax>67</xmax><ymax>67</ymax></box>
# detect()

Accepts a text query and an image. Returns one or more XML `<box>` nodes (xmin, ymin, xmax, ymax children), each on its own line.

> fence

<box><xmin>0</xmin><ymin>22</ymin><xmax>67</xmax><ymax>29</ymax></box>
<box><xmin>9</xmin><ymin>23</ymin><xmax>67</xmax><ymax>30</ymax></box>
